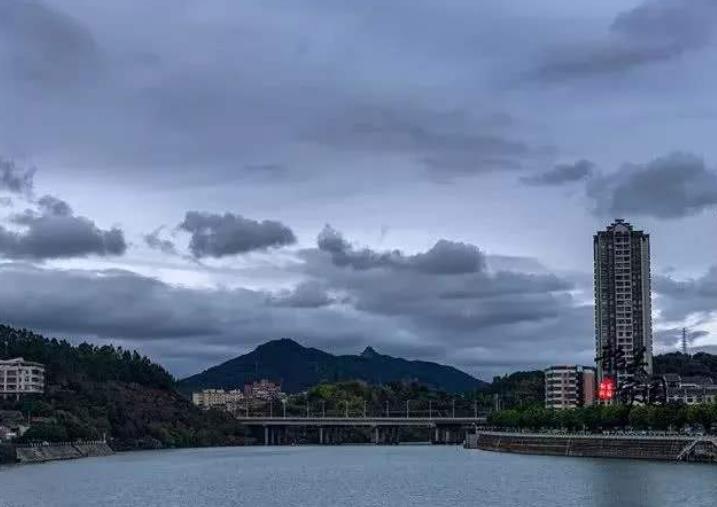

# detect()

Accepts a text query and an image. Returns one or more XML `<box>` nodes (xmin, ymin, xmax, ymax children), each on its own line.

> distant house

<box><xmin>0</xmin><ymin>358</ymin><xmax>45</xmax><ymax>400</ymax></box>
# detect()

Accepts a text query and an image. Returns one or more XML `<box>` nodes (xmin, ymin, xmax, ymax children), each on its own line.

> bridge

<box><xmin>235</xmin><ymin>416</ymin><xmax>487</xmax><ymax>445</ymax></box>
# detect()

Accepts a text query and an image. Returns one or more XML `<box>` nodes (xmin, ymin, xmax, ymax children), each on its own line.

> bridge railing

<box><xmin>219</xmin><ymin>398</ymin><xmax>489</xmax><ymax>420</ymax></box>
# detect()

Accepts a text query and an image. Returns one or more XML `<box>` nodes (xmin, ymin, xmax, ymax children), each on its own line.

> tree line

<box><xmin>488</xmin><ymin>403</ymin><xmax>717</xmax><ymax>433</ymax></box>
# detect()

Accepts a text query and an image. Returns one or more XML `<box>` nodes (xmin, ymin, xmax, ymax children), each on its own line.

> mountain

<box><xmin>178</xmin><ymin>338</ymin><xmax>487</xmax><ymax>393</ymax></box>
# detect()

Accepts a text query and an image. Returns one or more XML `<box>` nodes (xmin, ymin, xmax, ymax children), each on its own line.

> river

<box><xmin>0</xmin><ymin>445</ymin><xmax>714</xmax><ymax>507</ymax></box>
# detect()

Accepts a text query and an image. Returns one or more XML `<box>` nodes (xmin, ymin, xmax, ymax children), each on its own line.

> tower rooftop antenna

<box><xmin>681</xmin><ymin>327</ymin><xmax>689</xmax><ymax>356</ymax></box>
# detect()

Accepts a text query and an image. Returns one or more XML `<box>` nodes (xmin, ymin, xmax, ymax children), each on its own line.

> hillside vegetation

<box><xmin>0</xmin><ymin>325</ymin><xmax>249</xmax><ymax>449</ymax></box>
<box><xmin>654</xmin><ymin>352</ymin><xmax>717</xmax><ymax>379</ymax></box>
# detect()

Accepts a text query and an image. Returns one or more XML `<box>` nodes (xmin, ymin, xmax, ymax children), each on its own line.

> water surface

<box><xmin>0</xmin><ymin>446</ymin><xmax>713</xmax><ymax>507</ymax></box>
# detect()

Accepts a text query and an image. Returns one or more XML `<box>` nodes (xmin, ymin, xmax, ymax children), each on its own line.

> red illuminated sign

<box><xmin>598</xmin><ymin>377</ymin><xmax>616</xmax><ymax>401</ymax></box>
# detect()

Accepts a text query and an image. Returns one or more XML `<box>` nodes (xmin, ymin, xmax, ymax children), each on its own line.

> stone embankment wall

<box><xmin>465</xmin><ymin>432</ymin><xmax>717</xmax><ymax>463</ymax></box>
<box><xmin>13</xmin><ymin>441</ymin><xmax>113</xmax><ymax>464</ymax></box>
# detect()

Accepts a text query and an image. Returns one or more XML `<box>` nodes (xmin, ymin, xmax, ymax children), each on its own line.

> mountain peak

<box><xmin>361</xmin><ymin>346</ymin><xmax>380</xmax><ymax>359</ymax></box>
<box><xmin>255</xmin><ymin>338</ymin><xmax>304</xmax><ymax>352</ymax></box>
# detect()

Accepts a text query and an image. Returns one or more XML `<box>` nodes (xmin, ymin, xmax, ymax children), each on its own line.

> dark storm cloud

<box><xmin>654</xmin><ymin>266</ymin><xmax>717</xmax><ymax>321</ymax></box>
<box><xmin>179</xmin><ymin>211</ymin><xmax>297</xmax><ymax>258</ymax></box>
<box><xmin>318</xmin><ymin>225</ymin><xmax>485</xmax><ymax>274</ymax></box>
<box><xmin>521</xmin><ymin>160</ymin><xmax>594</xmax><ymax>186</ymax></box>
<box><xmin>587</xmin><ymin>152</ymin><xmax>717</xmax><ymax>219</ymax></box>
<box><xmin>536</xmin><ymin>0</ymin><xmax>717</xmax><ymax>81</ymax></box>
<box><xmin>0</xmin><ymin>158</ymin><xmax>35</xmax><ymax>195</ymax></box>
<box><xmin>0</xmin><ymin>0</ymin><xmax>102</xmax><ymax>88</ymax></box>
<box><xmin>0</xmin><ymin>196</ymin><xmax>126</xmax><ymax>260</ymax></box>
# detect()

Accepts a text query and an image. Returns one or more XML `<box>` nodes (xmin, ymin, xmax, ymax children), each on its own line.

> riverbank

<box><xmin>1</xmin><ymin>441</ymin><xmax>113</xmax><ymax>464</ymax></box>
<box><xmin>465</xmin><ymin>431</ymin><xmax>717</xmax><ymax>463</ymax></box>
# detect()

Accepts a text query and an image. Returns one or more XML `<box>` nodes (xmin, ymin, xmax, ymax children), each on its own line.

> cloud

<box><xmin>308</xmin><ymin>227</ymin><xmax>576</xmax><ymax>336</ymax></box>
<box><xmin>655</xmin><ymin>266</ymin><xmax>717</xmax><ymax>322</ymax></box>
<box><xmin>267</xmin><ymin>281</ymin><xmax>336</xmax><ymax>308</ymax></box>
<box><xmin>37</xmin><ymin>194</ymin><xmax>72</xmax><ymax>216</ymax></box>
<box><xmin>653</xmin><ymin>327</ymin><xmax>709</xmax><ymax>348</ymax></box>
<box><xmin>0</xmin><ymin>226</ymin><xmax>590</xmax><ymax>378</ymax></box>
<box><xmin>521</xmin><ymin>160</ymin><xmax>594</xmax><ymax>186</ymax></box>
<box><xmin>317</xmin><ymin>225</ymin><xmax>485</xmax><ymax>274</ymax></box>
<box><xmin>0</xmin><ymin>158</ymin><xmax>35</xmax><ymax>195</ymax></box>
<box><xmin>587</xmin><ymin>152</ymin><xmax>717</xmax><ymax>219</ymax></box>
<box><xmin>179</xmin><ymin>211</ymin><xmax>296</xmax><ymax>258</ymax></box>
<box><xmin>144</xmin><ymin>226</ymin><xmax>177</xmax><ymax>255</ymax></box>
<box><xmin>535</xmin><ymin>0</ymin><xmax>717</xmax><ymax>81</ymax></box>
<box><xmin>313</xmin><ymin>103</ymin><xmax>545</xmax><ymax>179</ymax></box>
<box><xmin>0</xmin><ymin>195</ymin><xmax>126</xmax><ymax>260</ymax></box>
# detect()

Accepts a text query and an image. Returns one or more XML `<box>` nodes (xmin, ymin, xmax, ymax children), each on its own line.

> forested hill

<box><xmin>179</xmin><ymin>338</ymin><xmax>487</xmax><ymax>394</ymax></box>
<box><xmin>0</xmin><ymin>325</ymin><xmax>174</xmax><ymax>389</ymax></box>
<box><xmin>654</xmin><ymin>352</ymin><xmax>717</xmax><ymax>379</ymax></box>
<box><xmin>0</xmin><ymin>325</ymin><xmax>249</xmax><ymax>449</ymax></box>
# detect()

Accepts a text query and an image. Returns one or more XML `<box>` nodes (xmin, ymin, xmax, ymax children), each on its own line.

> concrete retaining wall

<box><xmin>14</xmin><ymin>441</ymin><xmax>113</xmax><ymax>464</ymax></box>
<box><xmin>466</xmin><ymin>432</ymin><xmax>717</xmax><ymax>463</ymax></box>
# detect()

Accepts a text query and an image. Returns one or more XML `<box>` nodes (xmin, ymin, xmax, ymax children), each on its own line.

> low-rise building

<box><xmin>545</xmin><ymin>365</ymin><xmax>596</xmax><ymax>410</ymax></box>
<box><xmin>191</xmin><ymin>389</ymin><xmax>245</xmax><ymax>410</ymax></box>
<box><xmin>663</xmin><ymin>374</ymin><xmax>717</xmax><ymax>405</ymax></box>
<box><xmin>0</xmin><ymin>358</ymin><xmax>45</xmax><ymax>399</ymax></box>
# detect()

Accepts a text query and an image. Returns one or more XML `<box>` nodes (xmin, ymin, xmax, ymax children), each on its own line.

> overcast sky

<box><xmin>1</xmin><ymin>0</ymin><xmax>717</xmax><ymax>381</ymax></box>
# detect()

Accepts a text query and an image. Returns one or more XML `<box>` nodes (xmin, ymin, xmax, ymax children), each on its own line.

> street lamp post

<box><xmin>344</xmin><ymin>401</ymin><xmax>349</xmax><ymax>418</ymax></box>
<box><xmin>406</xmin><ymin>400</ymin><xmax>410</xmax><ymax>418</ymax></box>
<box><xmin>429</xmin><ymin>400</ymin><xmax>432</xmax><ymax>419</ymax></box>
<box><xmin>322</xmin><ymin>400</ymin><xmax>326</xmax><ymax>418</ymax></box>
<box><xmin>452</xmin><ymin>399</ymin><xmax>455</xmax><ymax>419</ymax></box>
<box><xmin>363</xmin><ymin>400</ymin><xmax>367</xmax><ymax>418</ymax></box>
<box><xmin>282</xmin><ymin>399</ymin><xmax>287</xmax><ymax>418</ymax></box>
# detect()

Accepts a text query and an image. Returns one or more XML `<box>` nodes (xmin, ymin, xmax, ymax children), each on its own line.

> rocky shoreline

<box><xmin>1</xmin><ymin>441</ymin><xmax>113</xmax><ymax>465</ymax></box>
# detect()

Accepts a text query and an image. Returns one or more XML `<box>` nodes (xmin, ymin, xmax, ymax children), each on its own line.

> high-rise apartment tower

<box><xmin>594</xmin><ymin>219</ymin><xmax>653</xmax><ymax>389</ymax></box>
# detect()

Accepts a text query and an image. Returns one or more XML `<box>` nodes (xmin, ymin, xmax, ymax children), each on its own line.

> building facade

<box><xmin>545</xmin><ymin>365</ymin><xmax>596</xmax><ymax>410</ymax></box>
<box><xmin>663</xmin><ymin>374</ymin><xmax>717</xmax><ymax>405</ymax></box>
<box><xmin>0</xmin><ymin>358</ymin><xmax>45</xmax><ymax>399</ymax></box>
<box><xmin>594</xmin><ymin>220</ymin><xmax>653</xmax><ymax>390</ymax></box>
<box><xmin>243</xmin><ymin>379</ymin><xmax>282</xmax><ymax>401</ymax></box>
<box><xmin>191</xmin><ymin>389</ymin><xmax>245</xmax><ymax>410</ymax></box>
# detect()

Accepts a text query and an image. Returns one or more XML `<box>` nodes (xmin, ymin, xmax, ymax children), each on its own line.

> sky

<box><xmin>1</xmin><ymin>0</ymin><xmax>717</xmax><ymax>381</ymax></box>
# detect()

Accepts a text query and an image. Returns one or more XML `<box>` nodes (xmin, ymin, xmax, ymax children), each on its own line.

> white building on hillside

<box><xmin>0</xmin><ymin>358</ymin><xmax>45</xmax><ymax>399</ymax></box>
